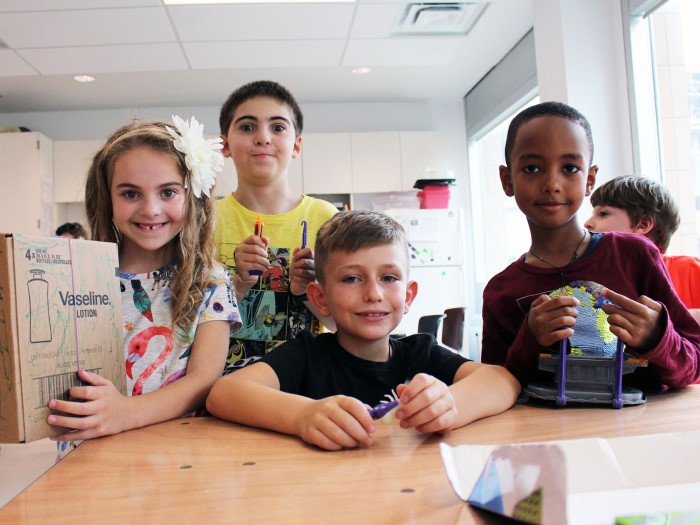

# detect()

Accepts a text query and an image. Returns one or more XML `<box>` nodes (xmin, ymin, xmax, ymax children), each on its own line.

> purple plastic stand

<box><xmin>612</xmin><ymin>338</ymin><xmax>625</xmax><ymax>409</ymax></box>
<box><xmin>556</xmin><ymin>338</ymin><xmax>567</xmax><ymax>406</ymax></box>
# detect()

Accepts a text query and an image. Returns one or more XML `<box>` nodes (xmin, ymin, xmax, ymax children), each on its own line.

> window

<box><xmin>630</xmin><ymin>0</ymin><xmax>700</xmax><ymax>255</ymax></box>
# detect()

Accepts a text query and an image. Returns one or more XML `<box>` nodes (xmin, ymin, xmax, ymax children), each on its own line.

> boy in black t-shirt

<box><xmin>207</xmin><ymin>211</ymin><xmax>520</xmax><ymax>451</ymax></box>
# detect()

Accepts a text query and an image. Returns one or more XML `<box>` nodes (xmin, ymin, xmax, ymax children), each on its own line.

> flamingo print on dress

<box><xmin>126</xmin><ymin>325</ymin><xmax>174</xmax><ymax>396</ymax></box>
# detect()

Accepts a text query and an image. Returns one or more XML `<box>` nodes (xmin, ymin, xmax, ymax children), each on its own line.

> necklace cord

<box><xmin>529</xmin><ymin>229</ymin><xmax>588</xmax><ymax>269</ymax></box>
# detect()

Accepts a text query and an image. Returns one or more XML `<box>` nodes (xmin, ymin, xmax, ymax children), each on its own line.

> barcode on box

<box><xmin>34</xmin><ymin>368</ymin><xmax>101</xmax><ymax>408</ymax></box>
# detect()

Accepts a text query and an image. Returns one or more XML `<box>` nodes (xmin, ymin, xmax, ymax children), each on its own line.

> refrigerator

<box><xmin>383</xmin><ymin>208</ymin><xmax>467</xmax><ymax>346</ymax></box>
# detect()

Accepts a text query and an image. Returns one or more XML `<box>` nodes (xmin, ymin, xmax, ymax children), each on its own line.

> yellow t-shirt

<box><xmin>214</xmin><ymin>194</ymin><xmax>337</xmax><ymax>373</ymax></box>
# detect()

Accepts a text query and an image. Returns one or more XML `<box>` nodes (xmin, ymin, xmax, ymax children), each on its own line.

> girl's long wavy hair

<box><xmin>85</xmin><ymin>120</ymin><xmax>218</xmax><ymax>336</ymax></box>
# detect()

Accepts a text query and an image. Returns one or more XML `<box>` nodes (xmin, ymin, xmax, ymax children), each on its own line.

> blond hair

<box><xmin>84</xmin><ymin>120</ymin><xmax>218</xmax><ymax>335</ymax></box>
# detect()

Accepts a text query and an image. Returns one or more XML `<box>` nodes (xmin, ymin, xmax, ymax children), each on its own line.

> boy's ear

<box><xmin>634</xmin><ymin>214</ymin><xmax>655</xmax><ymax>235</ymax></box>
<box><xmin>403</xmin><ymin>280</ymin><xmax>419</xmax><ymax>314</ymax></box>
<box><xmin>585</xmin><ymin>165</ymin><xmax>598</xmax><ymax>195</ymax></box>
<box><xmin>499</xmin><ymin>165</ymin><xmax>514</xmax><ymax>196</ymax></box>
<box><xmin>306</xmin><ymin>281</ymin><xmax>331</xmax><ymax>317</ymax></box>
<box><xmin>220</xmin><ymin>134</ymin><xmax>232</xmax><ymax>159</ymax></box>
<box><xmin>291</xmin><ymin>135</ymin><xmax>302</xmax><ymax>160</ymax></box>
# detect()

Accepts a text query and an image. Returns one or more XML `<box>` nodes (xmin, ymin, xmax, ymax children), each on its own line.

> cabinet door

<box><xmin>351</xmin><ymin>132</ymin><xmax>401</xmax><ymax>193</ymax></box>
<box><xmin>302</xmin><ymin>133</ymin><xmax>352</xmax><ymax>194</ymax></box>
<box><xmin>399</xmin><ymin>131</ymin><xmax>451</xmax><ymax>191</ymax></box>
<box><xmin>0</xmin><ymin>132</ymin><xmax>51</xmax><ymax>235</ymax></box>
<box><xmin>54</xmin><ymin>140</ymin><xmax>102</xmax><ymax>202</ymax></box>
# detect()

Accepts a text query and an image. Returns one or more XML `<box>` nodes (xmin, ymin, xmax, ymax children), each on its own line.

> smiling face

<box><xmin>110</xmin><ymin>146</ymin><xmax>186</xmax><ymax>272</ymax></box>
<box><xmin>307</xmin><ymin>242</ymin><xmax>417</xmax><ymax>359</ymax></box>
<box><xmin>221</xmin><ymin>95</ymin><xmax>302</xmax><ymax>188</ymax></box>
<box><xmin>499</xmin><ymin>115</ymin><xmax>597</xmax><ymax>232</ymax></box>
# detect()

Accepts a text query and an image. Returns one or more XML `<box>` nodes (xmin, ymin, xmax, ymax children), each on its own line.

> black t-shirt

<box><xmin>260</xmin><ymin>331</ymin><xmax>469</xmax><ymax>406</ymax></box>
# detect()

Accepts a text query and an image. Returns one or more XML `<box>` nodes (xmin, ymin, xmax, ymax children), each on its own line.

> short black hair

<box><xmin>504</xmin><ymin>101</ymin><xmax>594</xmax><ymax>166</ymax></box>
<box><xmin>55</xmin><ymin>222</ymin><xmax>87</xmax><ymax>239</ymax></box>
<box><xmin>219</xmin><ymin>80</ymin><xmax>304</xmax><ymax>137</ymax></box>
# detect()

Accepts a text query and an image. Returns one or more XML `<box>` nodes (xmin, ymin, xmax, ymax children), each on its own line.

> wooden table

<box><xmin>2</xmin><ymin>386</ymin><xmax>699</xmax><ymax>524</ymax></box>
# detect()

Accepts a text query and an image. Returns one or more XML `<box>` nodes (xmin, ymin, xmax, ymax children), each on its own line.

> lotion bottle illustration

<box><xmin>28</xmin><ymin>269</ymin><xmax>52</xmax><ymax>343</ymax></box>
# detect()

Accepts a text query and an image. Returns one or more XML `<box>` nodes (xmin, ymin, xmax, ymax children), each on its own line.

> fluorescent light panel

<box><xmin>165</xmin><ymin>0</ymin><xmax>354</xmax><ymax>4</ymax></box>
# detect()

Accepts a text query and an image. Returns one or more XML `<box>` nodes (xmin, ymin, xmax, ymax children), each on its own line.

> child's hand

<box><xmin>601</xmin><ymin>288</ymin><xmax>663</xmax><ymax>350</ymax></box>
<box><xmin>394</xmin><ymin>375</ymin><xmax>457</xmax><ymax>434</ymax></box>
<box><xmin>47</xmin><ymin>369</ymin><xmax>131</xmax><ymax>441</ymax></box>
<box><xmin>295</xmin><ymin>395</ymin><xmax>374</xmax><ymax>451</ymax></box>
<box><xmin>234</xmin><ymin>234</ymin><xmax>270</xmax><ymax>282</ymax></box>
<box><xmin>289</xmin><ymin>246</ymin><xmax>316</xmax><ymax>297</ymax></box>
<box><xmin>528</xmin><ymin>294</ymin><xmax>580</xmax><ymax>347</ymax></box>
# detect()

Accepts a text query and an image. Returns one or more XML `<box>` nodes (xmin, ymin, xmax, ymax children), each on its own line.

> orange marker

<box><xmin>251</xmin><ymin>214</ymin><xmax>264</xmax><ymax>277</ymax></box>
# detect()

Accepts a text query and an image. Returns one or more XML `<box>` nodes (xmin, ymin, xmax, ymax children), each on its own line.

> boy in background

<box><xmin>480</xmin><ymin>101</ymin><xmax>700</xmax><ymax>391</ymax></box>
<box><xmin>207</xmin><ymin>211</ymin><xmax>521</xmax><ymax>451</ymax></box>
<box><xmin>214</xmin><ymin>80</ymin><xmax>337</xmax><ymax>374</ymax></box>
<box><xmin>584</xmin><ymin>175</ymin><xmax>700</xmax><ymax>322</ymax></box>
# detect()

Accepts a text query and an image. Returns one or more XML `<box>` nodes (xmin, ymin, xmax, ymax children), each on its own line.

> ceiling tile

<box><xmin>184</xmin><ymin>40</ymin><xmax>345</xmax><ymax>69</ymax></box>
<box><xmin>0</xmin><ymin>7</ymin><xmax>175</xmax><ymax>48</ymax></box>
<box><xmin>0</xmin><ymin>0</ymin><xmax>160</xmax><ymax>10</ymax></box>
<box><xmin>350</xmin><ymin>3</ymin><xmax>403</xmax><ymax>38</ymax></box>
<box><xmin>343</xmin><ymin>37</ymin><xmax>464</xmax><ymax>66</ymax></box>
<box><xmin>0</xmin><ymin>49</ymin><xmax>38</xmax><ymax>76</ymax></box>
<box><xmin>169</xmin><ymin>4</ymin><xmax>355</xmax><ymax>41</ymax></box>
<box><xmin>17</xmin><ymin>44</ymin><xmax>188</xmax><ymax>75</ymax></box>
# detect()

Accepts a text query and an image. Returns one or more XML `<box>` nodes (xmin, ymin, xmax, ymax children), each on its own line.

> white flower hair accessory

<box><xmin>167</xmin><ymin>115</ymin><xmax>224</xmax><ymax>199</ymax></box>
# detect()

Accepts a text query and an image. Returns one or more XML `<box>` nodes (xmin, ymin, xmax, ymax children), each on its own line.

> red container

<box><xmin>417</xmin><ymin>185</ymin><xmax>450</xmax><ymax>209</ymax></box>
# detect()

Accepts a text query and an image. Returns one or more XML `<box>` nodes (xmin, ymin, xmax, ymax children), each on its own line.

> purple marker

<box><xmin>301</xmin><ymin>220</ymin><xmax>308</xmax><ymax>249</ymax></box>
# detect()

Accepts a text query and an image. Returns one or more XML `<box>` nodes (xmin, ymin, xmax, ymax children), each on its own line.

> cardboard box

<box><xmin>441</xmin><ymin>432</ymin><xmax>700</xmax><ymax>525</ymax></box>
<box><xmin>0</xmin><ymin>234</ymin><xmax>124</xmax><ymax>443</ymax></box>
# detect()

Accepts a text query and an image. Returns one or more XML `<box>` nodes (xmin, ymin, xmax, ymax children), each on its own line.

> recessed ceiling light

<box><xmin>352</xmin><ymin>67</ymin><xmax>371</xmax><ymax>76</ymax></box>
<box><xmin>74</xmin><ymin>75</ymin><xmax>95</xmax><ymax>83</ymax></box>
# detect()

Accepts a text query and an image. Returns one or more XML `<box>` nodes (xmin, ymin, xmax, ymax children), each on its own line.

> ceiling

<box><xmin>0</xmin><ymin>0</ymin><xmax>533</xmax><ymax>114</ymax></box>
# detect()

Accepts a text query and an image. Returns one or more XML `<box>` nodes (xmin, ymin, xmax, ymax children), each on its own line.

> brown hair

<box><xmin>84</xmin><ymin>120</ymin><xmax>219</xmax><ymax>336</ymax></box>
<box><xmin>314</xmin><ymin>210</ymin><xmax>408</xmax><ymax>283</ymax></box>
<box><xmin>590</xmin><ymin>175</ymin><xmax>680</xmax><ymax>252</ymax></box>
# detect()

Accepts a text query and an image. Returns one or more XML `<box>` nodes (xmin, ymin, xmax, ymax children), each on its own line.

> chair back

<box><xmin>442</xmin><ymin>307</ymin><xmax>466</xmax><ymax>351</ymax></box>
<box><xmin>416</xmin><ymin>314</ymin><xmax>446</xmax><ymax>338</ymax></box>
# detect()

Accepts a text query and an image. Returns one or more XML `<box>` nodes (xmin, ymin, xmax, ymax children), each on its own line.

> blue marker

<box><xmin>301</xmin><ymin>220</ymin><xmax>308</xmax><ymax>249</ymax></box>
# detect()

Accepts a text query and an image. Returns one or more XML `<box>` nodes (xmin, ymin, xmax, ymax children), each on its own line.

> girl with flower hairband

<box><xmin>49</xmin><ymin>117</ymin><xmax>241</xmax><ymax>449</ymax></box>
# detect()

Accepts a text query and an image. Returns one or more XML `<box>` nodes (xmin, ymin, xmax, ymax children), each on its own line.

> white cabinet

<box><xmin>399</xmin><ymin>131</ymin><xmax>451</xmax><ymax>191</ymax></box>
<box><xmin>302</xmin><ymin>133</ymin><xmax>353</xmax><ymax>194</ymax></box>
<box><xmin>351</xmin><ymin>132</ymin><xmax>402</xmax><ymax>193</ymax></box>
<box><xmin>0</xmin><ymin>132</ymin><xmax>53</xmax><ymax>235</ymax></box>
<box><xmin>54</xmin><ymin>140</ymin><xmax>102</xmax><ymax>203</ymax></box>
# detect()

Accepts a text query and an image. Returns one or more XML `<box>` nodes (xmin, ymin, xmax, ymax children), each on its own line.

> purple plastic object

<box><xmin>612</xmin><ymin>338</ymin><xmax>625</xmax><ymax>409</ymax></box>
<box><xmin>368</xmin><ymin>400</ymin><xmax>398</xmax><ymax>420</ymax></box>
<box><xmin>556</xmin><ymin>338</ymin><xmax>567</xmax><ymax>406</ymax></box>
<box><xmin>368</xmin><ymin>400</ymin><xmax>399</xmax><ymax>420</ymax></box>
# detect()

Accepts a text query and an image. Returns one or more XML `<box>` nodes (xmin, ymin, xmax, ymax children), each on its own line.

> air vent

<box><xmin>393</xmin><ymin>2</ymin><xmax>487</xmax><ymax>36</ymax></box>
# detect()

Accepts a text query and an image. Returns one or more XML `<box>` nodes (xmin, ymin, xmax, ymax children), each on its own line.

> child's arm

<box><xmin>290</xmin><ymin>246</ymin><xmax>336</xmax><ymax>330</ymax></box>
<box><xmin>47</xmin><ymin>319</ymin><xmax>230</xmax><ymax>441</ymax></box>
<box><xmin>206</xmin><ymin>362</ymin><xmax>374</xmax><ymax>450</ymax></box>
<box><xmin>232</xmin><ymin>234</ymin><xmax>270</xmax><ymax>302</ymax></box>
<box><xmin>395</xmin><ymin>362</ymin><xmax>520</xmax><ymax>434</ymax></box>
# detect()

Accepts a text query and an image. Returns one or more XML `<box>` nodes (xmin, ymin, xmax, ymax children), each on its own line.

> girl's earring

<box><xmin>111</xmin><ymin>220</ymin><xmax>122</xmax><ymax>243</ymax></box>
